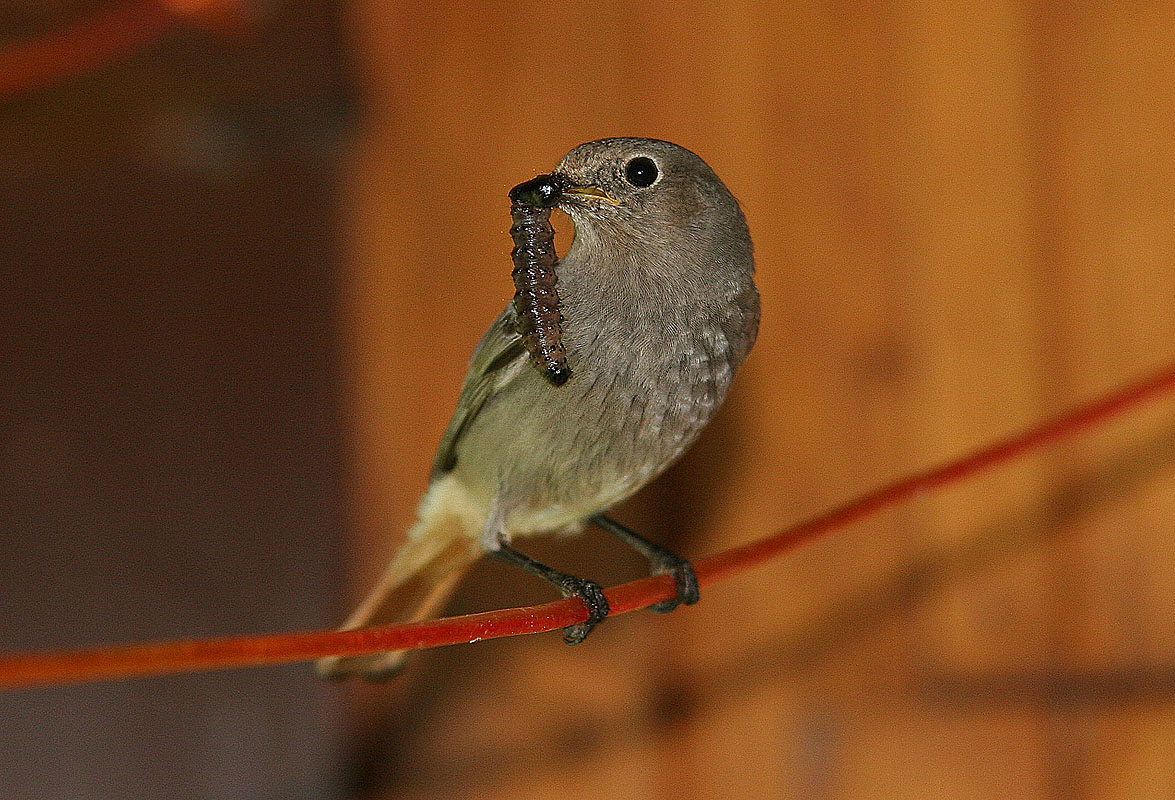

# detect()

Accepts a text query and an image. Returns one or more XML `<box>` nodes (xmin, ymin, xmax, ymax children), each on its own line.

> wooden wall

<box><xmin>341</xmin><ymin>3</ymin><xmax>1175</xmax><ymax>798</ymax></box>
<box><xmin>0</xmin><ymin>3</ymin><xmax>349</xmax><ymax>798</ymax></box>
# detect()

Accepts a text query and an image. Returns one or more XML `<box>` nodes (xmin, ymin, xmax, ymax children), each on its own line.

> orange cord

<box><xmin>3</xmin><ymin>360</ymin><xmax>1174</xmax><ymax>691</ymax></box>
<box><xmin>0</xmin><ymin>0</ymin><xmax>246</xmax><ymax>100</ymax></box>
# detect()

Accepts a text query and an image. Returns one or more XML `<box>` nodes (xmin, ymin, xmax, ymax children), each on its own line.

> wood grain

<box><xmin>344</xmin><ymin>3</ymin><xmax>1175</xmax><ymax>797</ymax></box>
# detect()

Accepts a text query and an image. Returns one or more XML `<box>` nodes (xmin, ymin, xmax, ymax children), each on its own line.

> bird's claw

<box><xmin>650</xmin><ymin>554</ymin><xmax>700</xmax><ymax>614</ymax></box>
<box><xmin>559</xmin><ymin>576</ymin><xmax>610</xmax><ymax>644</ymax></box>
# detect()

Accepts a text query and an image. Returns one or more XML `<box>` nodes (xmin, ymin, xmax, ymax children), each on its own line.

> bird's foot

<box><xmin>558</xmin><ymin>576</ymin><xmax>610</xmax><ymax>644</ymax></box>
<box><xmin>589</xmin><ymin>514</ymin><xmax>701</xmax><ymax>614</ymax></box>
<box><xmin>649</xmin><ymin>552</ymin><xmax>700</xmax><ymax>614</ymax></box>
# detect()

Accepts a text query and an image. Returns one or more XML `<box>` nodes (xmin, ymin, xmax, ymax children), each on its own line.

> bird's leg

<box><xmin>590</xmin><ymin>515</ymin><xmax>699</xmax><ymax>613</ymax></box>
<box><xmin>487</xmin><ymin>533</ymin><xmax>609</xmax><ymax>644</ymax></box>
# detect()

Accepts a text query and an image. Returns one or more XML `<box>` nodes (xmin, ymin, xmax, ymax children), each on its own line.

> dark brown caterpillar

<box><xmin>508</xmin><ymin>174</ymin><xmax>570</xmax><ymax>386</ymax></box>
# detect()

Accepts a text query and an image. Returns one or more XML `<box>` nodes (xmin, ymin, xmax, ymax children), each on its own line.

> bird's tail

<box><xmin>316</xmin><ymin>509</ymin><xmax>480</xmax><ymax>681</ymax></box>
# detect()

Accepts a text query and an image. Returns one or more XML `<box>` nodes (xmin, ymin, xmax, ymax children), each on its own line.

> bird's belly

<box><xmin>452</xmin><ymin>324</ymin><xmax>734</xmax><ymax>536</ymax></box>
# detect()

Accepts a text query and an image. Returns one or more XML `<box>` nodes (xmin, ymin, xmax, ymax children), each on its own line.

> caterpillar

<box><xmin>508</xmin><ymin>174</ymin><xmax>570</xmax><ymax>386</ymax></box>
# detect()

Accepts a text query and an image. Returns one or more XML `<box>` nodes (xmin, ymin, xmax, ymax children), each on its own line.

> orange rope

<box><xmin>0</xmin><ymin>0</ymin><xmax>246</xmax><ymax>100</ymax></box>
<box><xmin>0</xmin><ymin>1</ymin><xmax>179</xmax><ymax>99</ymax></box>
<box><xmin>2</xmin><ymin>360</ymin><xmax>1173</xmax><ymax>691</ymax></box>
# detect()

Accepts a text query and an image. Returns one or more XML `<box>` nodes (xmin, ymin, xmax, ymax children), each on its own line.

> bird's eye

<box><xmin>624</xmin><ymin>157</ymin><xmax>658</xmax><ymax>188</ymax></box>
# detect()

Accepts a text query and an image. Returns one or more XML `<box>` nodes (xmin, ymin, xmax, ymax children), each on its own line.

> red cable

<box><xmin>0</xmin><ymin>1</ymin><xmax>180</xmax><ymax>99</ymax></box>
<box><xmin>2</xmin><ymin>360</ymin><xmax>1175</xmax><ymax>690</ymax></box>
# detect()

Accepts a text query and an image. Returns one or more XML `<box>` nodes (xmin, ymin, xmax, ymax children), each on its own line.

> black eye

<box><xmin>624</xmin><ymin>157</ymin><xmax>658</xmax><ymax>187</ymax></box>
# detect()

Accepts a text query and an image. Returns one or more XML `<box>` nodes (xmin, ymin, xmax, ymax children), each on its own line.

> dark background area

<box><xmin>1</xmin><ymin>4</ymin><xmax>349</xmax><ymax>797</ymax></box>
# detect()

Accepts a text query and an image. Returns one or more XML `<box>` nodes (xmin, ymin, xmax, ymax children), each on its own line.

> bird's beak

<box><xmin>559</xmin><ymin>184</ymin><xmax>620</xmax><ymax>206</ymax></box>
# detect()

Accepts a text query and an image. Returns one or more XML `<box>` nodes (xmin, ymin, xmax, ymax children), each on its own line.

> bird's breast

<box><xmin>524</xmin><ymin>292</ymin><xmax>737</xmax><ymax>498</ymax></box>
<box><xmin>476</xmin><ymin>255</ymin><xmax>756</xmax><ymax>534</ymax></box>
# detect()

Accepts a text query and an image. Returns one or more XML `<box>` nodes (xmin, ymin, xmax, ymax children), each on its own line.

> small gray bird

<box><xmin>318</xmin><ymin>138</ymin><xmax>759</xmax><ymax>680</ymax></box>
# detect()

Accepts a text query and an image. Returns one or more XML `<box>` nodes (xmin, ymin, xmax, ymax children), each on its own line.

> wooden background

<box><xmin>342</xmin><ymin>3</ymin><xmax>1175</xmax><ymax>799</ymax></box>
<box><xmin>0</xmin><ymin>4</ymin><xmax>349</xmax><ymax>798</ymax></box>
<box><xmin>1</xmin><ymin>2</ymin><xmax>1174</xmax><ymax>799</ymax></box>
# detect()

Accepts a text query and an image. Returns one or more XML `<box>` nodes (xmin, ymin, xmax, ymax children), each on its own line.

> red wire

<box><xmin>0</xmin><ymin>1</ymin><xmax>180</xmax><ymax>99</ymax></box>
<box><xmin>2</xmin><ymin>360</ymin><xmax>1175</xmax><ymax>690</ymax></box>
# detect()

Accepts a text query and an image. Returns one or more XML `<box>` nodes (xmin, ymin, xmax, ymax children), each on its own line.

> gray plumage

<box><xmin>319</xmin><ymin>138</ymin><xmax>759</xmax><ymax>680</ymax></box>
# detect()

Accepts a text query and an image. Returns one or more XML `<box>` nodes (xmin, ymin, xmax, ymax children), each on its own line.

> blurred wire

<box><xmin>1</xmin><ymin>358</ymin><xmax>1173</xmax><ymax>691</ymax></box>
<box><xmin>0</xmin><ymin>0</ymin><xmax>240</xmax><ymax>99</ymax></box>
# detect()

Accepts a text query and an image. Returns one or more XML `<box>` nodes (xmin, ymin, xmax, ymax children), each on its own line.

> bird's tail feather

<box><xmin>316</xmin><ymin>515</ymin><xmax>480</xmax><ymax>681</ymax></box>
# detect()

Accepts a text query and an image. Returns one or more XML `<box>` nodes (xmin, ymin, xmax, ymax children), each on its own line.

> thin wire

<box><xmin>2</xmin><ymin>360</ymin><xmax>1174</xmax><ymax>691</ymax></box>
<box><xmin>0</xmin><ymin>1</ymin><xmax>180</xmax><ymax>99</ymax></box>
<box><xmin>0</xmin><ymin>0</ymin><xmax>246</xmax><ymax>101</ymax></box>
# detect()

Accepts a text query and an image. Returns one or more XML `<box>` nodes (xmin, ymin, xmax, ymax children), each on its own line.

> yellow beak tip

<box><xmin>562</xmin><ymin>186</ymin><xmax>620</xmax><ymax>206</ymax></box>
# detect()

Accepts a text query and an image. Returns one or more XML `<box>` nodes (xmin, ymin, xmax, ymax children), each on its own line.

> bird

<box><xmin>318</xmin><ymin>138</ymin><xmax>760</xmax><ymax>680</ymax></box>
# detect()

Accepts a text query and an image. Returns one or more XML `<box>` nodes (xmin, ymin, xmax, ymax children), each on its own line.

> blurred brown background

<box><xmin>2</xmin><ymin>2</ymin><xmax>1175</xmax><ymax>799</ymax></box>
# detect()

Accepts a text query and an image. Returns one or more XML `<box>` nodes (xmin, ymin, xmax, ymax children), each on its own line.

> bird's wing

<box><xmin>430</xmin><ymin>304</ymin><xmax>528</xmax><ymax>479</ymax></box>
